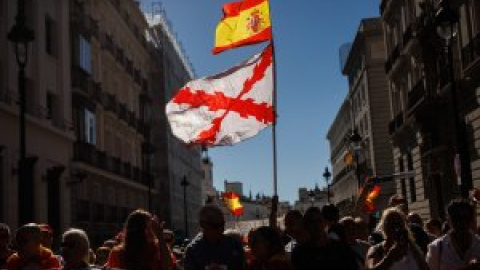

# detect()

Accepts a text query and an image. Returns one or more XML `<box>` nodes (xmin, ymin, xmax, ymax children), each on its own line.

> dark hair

<box><xmin>321</xmin><ymin>204</ymin><xmax>340</xmax><ymax>222</ymax></box>
<box><xmin>426</xmin><ymin>219</ymin><xmax>442</xmax><ymax>230</ymax></box>
<box><xmin>0</xmin><ymin>223</ymin><xmax>10</xmax><ymax>234</ymax></box>
<box><xmin>250</xmin><ymin>226</ymin><xmax>284</xmax><ymax>256</ymax></box>
<box><xmin>15</xmin><ymin>223</ymin><xmax>41</xmax><ymax>247</ymax></box>
<box><xmin>123</xmin><ymin>209</ymin><xmax>156</xmax><ymax>270</ymax></box>
<box><xmin>447</xmin><ymin>199</ymin><xmax>475</xmax><ymax>230</ymax></box>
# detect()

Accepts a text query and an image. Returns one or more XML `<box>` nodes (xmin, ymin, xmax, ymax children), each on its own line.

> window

<box><xmin>407</xmin><ymin>152</ymin><xmax>416</xmax><ymax>202</ymax></box>
<box><xmin>84</xmin><ymin>109</ymin><xmax>96</xmax><ymax>145</ymax></box>
<box><xmin>45</xmin><ymin>15</ymin><xmax>56</xmax><ymax>56</ymax></box>
<box><xmin>79</xmin><ymin>35</ymin><xmax>92</xmax><ymax>73</ymax></box>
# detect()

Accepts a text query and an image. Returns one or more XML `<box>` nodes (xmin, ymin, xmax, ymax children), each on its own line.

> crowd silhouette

<box><xmin>1</xmin><ymin>195</ymin><xmax>480</xmax><ymax>270</ymax></box>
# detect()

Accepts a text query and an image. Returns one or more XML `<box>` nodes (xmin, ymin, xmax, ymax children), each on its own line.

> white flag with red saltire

<box><xmin>166</xmin><ymin>43</ymin><xmax>274</xmax><ymax>146</ymax></box>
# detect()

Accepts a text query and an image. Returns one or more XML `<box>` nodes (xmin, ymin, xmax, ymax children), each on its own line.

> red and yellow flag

<box><xmin>364</xmin><ymin>185</ymin><xmax>381</xmax><ymax>213</ymax></box>
<box><xmin>223</xmin><ymin>191</ymin><xmax>244</xmax><ymax>216</ymax></box>
<box><xmin>213</xmin><ymin>0</ymin><xmax>272</xmax><ymax>54</ymax></box>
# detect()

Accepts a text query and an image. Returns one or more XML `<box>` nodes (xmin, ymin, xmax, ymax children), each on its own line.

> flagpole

<box><xmin>268</xmin><ymin>0</ymin><xmax>279</xmax><ymax>228</ymax></box>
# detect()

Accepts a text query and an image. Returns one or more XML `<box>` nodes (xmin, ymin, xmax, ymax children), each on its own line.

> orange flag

<box><xmin>364</xmin><ymin>185</ymin><xmax>381</xmax><ymax>213</ymax></box>
<box><xmin>223</xmin><ymin>192</ymin><xmax>244</xmax><ymax>216</ymax></box>
<box><xmin>213</xmin><ymin>0</ymin><xmax>272</xmax><ymax>54</ymax></box>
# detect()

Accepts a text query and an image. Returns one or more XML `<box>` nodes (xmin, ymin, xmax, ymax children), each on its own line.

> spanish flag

<box><xmin>223</xmin><ymin>192</ymin><xmax>244</xmax><ymax>216</ymax></box>
<box><xmin>364</xmin><ymin>185</ymin><xmax>381</xmax><ymax>213</ymax></box>
<box><xmin>213</xmin><ymin>0</ymin><xmax>272</xmax><ymax>54</ymax></box>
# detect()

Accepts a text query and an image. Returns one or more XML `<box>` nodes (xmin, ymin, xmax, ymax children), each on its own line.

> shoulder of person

<box><xmin>428</xmin><ymin>234</ymin><xmax>448</xmax><ymax>248</ymax></box>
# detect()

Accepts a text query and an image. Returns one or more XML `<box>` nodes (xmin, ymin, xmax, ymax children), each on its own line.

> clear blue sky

<box><xmin>140</xmin><ymin>0</ymin><xmax>380</xmax><ymax>204</ymax></box>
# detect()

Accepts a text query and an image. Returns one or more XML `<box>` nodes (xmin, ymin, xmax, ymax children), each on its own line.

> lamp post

<box><xmin>435</xmin><ymin>1</ymin><xmax>472</xmax><ymax>198</ymax></box>
<box><xmin>323</xmin><ymin>167</ymin><xmax>332</xmax><ymax>203</ymax></box>
<box><xmin>8</xmin><ymin>0</ymin><xmax>35</xmax><ymax>224</ymax></box>
<box><xmin>180</xmin><ymin>176</ymin><xmax>189</xmax><ymax>238</ymax></box>
<box><xmin>349</xmin><ymin>129</ymin><xmax>363</xmax><ymax>187</ymax></box>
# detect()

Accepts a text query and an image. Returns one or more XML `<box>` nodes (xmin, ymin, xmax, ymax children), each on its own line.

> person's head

<box><xmin>199</xmin><ymin>205</ymin><xmax>225</xmax><ymax>243</ymax></box>
<box><xmin>303</xmin><ymin>206</ymin><xmax>324</xmax><ymax>241</ymax></box>
<box><xmin>425</xmin><ymin>219</ymin><xmax>442</xmax><ymax>237</ymax></box>
<box><xmin>124</xmin><ymin>209</ymin><xmax>157</xmax><ymax>270</ymax></box>
<box><xmin>354</xmin><ymin>217</ymin><xmax>369</xmax><ymax>241</ymax></box>
<box><xmin>321</xmin><ymin>204</ymin><xmax>340</xmax><ymax>227</ymax></box>
<box><xmin>284</xmin><ymin>210</ymin><xmax>303</xmax><ymax>239</ymax></box>
<box><xmin>38</xmin><ymin>223</ymin><xmax>53</xmax><ymax>249</ymax></box>
<box><xmin>223</xmin><ymin>229</ymin><xmax>243</xmax><ymax>246</ymax></box>
<box><xmin>407</xmin><ymin>212</ymin><xmax>423</xmax><ymax>227</ymax></box>
<box><xmin>15</xmin><ymin>223</ymin><xmax>42</xmax><ymax>258</ymax></box>
<box><xmin>378</xmin><ymin>207</ymin><xmax>411</xmax><ymax>244</ymax></box>
<box><xmin>388</xmin><ymin>195</ymin><xmax>408</xmax><ymax>214</ymax></box>
<box><xmin>0</xmin><ymin>223</ymin><xmax>11</xmax><ymax>249</ymax></box>
<box><xmin>61</xmin><ymin>228</ymin><xmax>90</xmax><ymax>267</ymax></box>
<box><xmin>95</xmin><ymin>246</ymin><xmax>111</xmax><ymax>266</ymax></box>
<box><xmin>248</xmin><ymin>226</ymin><xmax>284</xmax><ymax>262</ymax></box>
<box><xmin>162</xmin><ymin>229</ymin><xmax>175</xmax><ymax>249</ymax></box>
<box><xmin>447</xmin><ymin>199</ymin><xmax>476</xmax><ymax>232</ymax></box>
<box><xmin>103</xmin><ymin>239</ymin><xmax>117</xmax><ymax>249</ymax></box>
<box><xmin>339</xmin><ymin>216</ymin><xmax>356</xmax><ymax>244</ymax></box>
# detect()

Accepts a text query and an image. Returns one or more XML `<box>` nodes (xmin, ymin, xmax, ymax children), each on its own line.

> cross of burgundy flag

<box><xmin>166</xmin><ymin>43</ymin><xmax>274</xmax><ymax>146</ymax></box>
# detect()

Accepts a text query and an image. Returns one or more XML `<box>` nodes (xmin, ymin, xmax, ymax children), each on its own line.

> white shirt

<box><xmin>426</xmin><ymin>232</ymin><xmax>480</xmax><ymax>270</ymax></box>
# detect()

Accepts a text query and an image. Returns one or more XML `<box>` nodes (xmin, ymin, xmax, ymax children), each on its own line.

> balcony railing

<box><xmin>73</xmin><ymin>141</ymin><xmax>148</xmax><ymax>186</ymax></box>
<box><xmin>388</xmin><ymin>112</ymin><xmax>404</xmax><ymax>135</ymax></box>
<box><xmin>118</xmin><ymin>104</ymin><xmax>128</xmax><ymax>122</ymax></box>
<box><xmin>385</xmin><ymin>44</ymin><xmax>401</xmax><ymax>74</ymax></box>
<box><xmin>403</xmin><ymin>24</ymin><xmax>413</xmax><ymax>47</ymax></box>
<box><xmin>407</xmin><ymin>79</ymin><xmax>425</xmax><ymax>111</ymax></box>
<box><xmin>462</xmin><ymin>33</ymin><xmax>480</xmax><ymax>70</ymax></box>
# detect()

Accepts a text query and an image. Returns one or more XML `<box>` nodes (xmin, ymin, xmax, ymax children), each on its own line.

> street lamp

<box><xmin>435</xmin><ymin>1</ymin><xmax>472</xmax><ymax>198</ymax></box>
<box><xmin>323</xmin><ymin>167</ymin><xmax>332</xmax><ymax>203</ymax></box>
<box><xmin>8</xmin><ymin>0</ymin><xmax>35</xmax><ymax>224</ymax></box>
<box><xmin>349</xmin><ymin>129</ymin><xmax>364</xmax><ymax>187</ymax></box>
<box><xmin>180</xmin><ymin>176</ymin><xmax>190</xmax><ymax>238</ymax></box>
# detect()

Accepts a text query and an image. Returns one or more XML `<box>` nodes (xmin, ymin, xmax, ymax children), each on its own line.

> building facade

<box><xmin>0</xmin><ymin>0</ymin><xmax>74</xmax><ymax>236</ymax></box>
<box><xmin>69</xmin><ymin>0</ymin><xmax>154</xmax><ymax>245</ymax></box>
<box><xmin>380</xmin><ymin>0</ymin><xmax>480</xmax><ymax>220</ymax></box>
<box><xmin>148</xmin><ymin>11</ymin><xmax>202</xmax><ymax>238</ymax></box>
<box><xmin>294</xmin><ymin>187</ymin><xmax>329</xmax><ymax>212</ymax></box>
<box><xmin>328</xmin><ymin>18</ymin><xmax>395</xmax><ymax>216</ymax></box>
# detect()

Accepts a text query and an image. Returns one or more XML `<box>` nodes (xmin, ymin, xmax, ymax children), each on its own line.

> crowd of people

<box><xmin>1</xmin><ymin>195</ymin><xmax>480</xmax><ymax>270</ymax></box>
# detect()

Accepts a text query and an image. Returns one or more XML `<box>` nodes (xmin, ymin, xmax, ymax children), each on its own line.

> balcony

<box><xmin>127</xmin><ymin>111</ymin><xmax>136</xmax><ymax>128</ymax></box>
<box><xmin>134</xmin><ymin>69</ymin><xmax>141</xmax><ymax>85</ymax></box>
<box><xmin>388</xmin><ymin>112</ymin><xmax>404</xmax><ymax>135</ymax></box>
<box><xmin>71</xmin><ymin>66</ymin><xmax>91</xmax><ymax>94</ymax></box>
<box><xmin>102</xmin><ymin>93</ymin><xmax>118</xmax><ymax>113</ymax></box>
<box><xmin>102</xmin><ymin>34</ymin><xmax>115</xmax><ymax>56</ymax></box>
<box><xmin>385</xmin><ymin>44</ymin><xmax>400</xmax><ymax>74</ymax></box>
<box><xmin>461</xmin><ymin>33</ymin><xmax>480</xmax><ymax>71</ymax></box>
<box><xmin>407</xmin><ymin>79</ymin><xmax>426</xmax><ymax>112</ymax></box>
<box><xmin>403</xmin><ymin>24</ymin><xmax>413</xmax><ymax>47</ymax></box>
<box><xmin>118</xmin><ymin>103</ymin><xmax>128</xmax><ymax>122</ymax></box>
<box><xmin>74</xmin><ymin>141</ymin><xmax>149</xmax><ymax>186</ymax></box>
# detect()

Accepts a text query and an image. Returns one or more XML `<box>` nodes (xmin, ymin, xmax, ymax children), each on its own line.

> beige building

<box><xmin>328</xmin><ymin>18</ymin><xmax>395</xmax><ymax>216</ymax></box>
<box><xmin>69</xmin><ymin>0</ymin><xmax>154</xmax><ymax>244</ymax></box>
<box><xmin>294</xmin><ymin>187</ymin><xmax>329</xmax><ymax>212</ymax></box>
<box><xmin>0</xmin><ymin>0</ymin><xmax>74</xmax><ymax>234</ymax></box>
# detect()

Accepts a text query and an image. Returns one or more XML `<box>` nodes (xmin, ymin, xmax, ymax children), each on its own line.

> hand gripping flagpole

<box><xmin>268</xmin><ymin>0</ymin><xmax>279</xmax><ymax>229</ymax></box>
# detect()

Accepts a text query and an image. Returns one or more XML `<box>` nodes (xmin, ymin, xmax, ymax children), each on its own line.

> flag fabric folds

<box><xmin>213</xmin><ymin>0</ymin><xmax>272</xmax><ymax>54</ymax></box>
<box><xmin>166</xmin><ymin>43</ymin><xmax>274</xmax><ymax>146</ymax></box>
<box><xmin>364</xmin><ymin>185</ymin><xmax>381</xmax><ymax>213</ymax></box>
<box><xmin>223</xmin><ymin>192</ymin><xmax>244</xmax><ymax>216</ymax></box>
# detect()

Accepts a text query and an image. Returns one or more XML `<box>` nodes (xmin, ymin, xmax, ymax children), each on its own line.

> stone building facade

<box><xmin>69</xmin><ymin>0</ymin><xmax>154</xmax><ymax>245</ymax></box>
<box><xmin>148</xmin><ymin>12</ymin><xmax>202</xmax><ymax>238</ymax></box>
<box><xmin>0</xmin><ymin>0</ymin><xmax>74</xmax><ymax>236</ymax></box>
<box><xmin>328</xmin><ymin>18</ymin><xmax>395</xmax><ymax>216</ymax></box>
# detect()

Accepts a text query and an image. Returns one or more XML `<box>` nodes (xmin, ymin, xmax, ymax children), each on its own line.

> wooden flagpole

<box><xmin>268</xmin><ymin>0</ymin><xmax>279</xmax><ymax>228</ymax></box>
